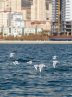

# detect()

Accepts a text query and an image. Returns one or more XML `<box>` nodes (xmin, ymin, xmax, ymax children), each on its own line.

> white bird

<box><xmin>53</xmin><ymin>60</ymin><xmax>59</xmax><ymax>68</ymax></box>
<box><xmin>34</xmin><ymin>65</ymin><xmax>39</xmax><ymax>71</ymax></box>
<box><xmin>10</xmin><ymin>53</ymin><xmax>15</xmax><ymax>58</ymax></box>
<box><xmin>27</xmin><ymin>61</ymin><xmax>32</xmax><ymax>64</ymax></box>
<box><xmin>34</xmin><ymin>64</ymin><xmax>45</xmax><ymax>73</ymax></box>
<box><xmin>13</xmin><ymin>61</ymin><xmax>19</xmax><ymax>65</ymax></box>
<box><xmin>53</xmin><ymin>55</ymin><xmax>57</xmax><ymax>60</ymax></box>
<box><xmin>38</xmin><ymin>64</ymin><xmax>45</xmax><ymax>73</ymax></box>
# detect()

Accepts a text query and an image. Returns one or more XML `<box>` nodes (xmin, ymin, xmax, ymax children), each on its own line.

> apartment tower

<box><xmin>51</xmin><ymin>0</ymin><xmax>61</xmax><ymax>34</ymax></box>
<box><xmin>52</xmin><ymin>0</ymin><xmax>72</xmax><ymax>34</ymax></box>
<box><xmin>61</xmin><ymin>0</ymin><xmax>72</xmax><ymax>34</ymax></box>
<box><xmin>31</xmin><ymin>0</ymin><xmax>46</xmax><ymax>21</ymax></box>
<box><xmin>0</xmin><ymin>0</ymin><xmax>21</xmax><ymax>27</ymax></box>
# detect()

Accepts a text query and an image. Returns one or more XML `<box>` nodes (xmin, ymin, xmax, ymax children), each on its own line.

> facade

<box><xmin>0</xmin><ymin>0</ymin><xmax>21</xmax><ymax>12</ymax></box>
<box><xmin>61</xmin><ymin>0</ymin><xmax>72</xmax><ymax>34</ymax></box>
<box><xmin>31</xmin><ymin>0</ymin><xmax>46</xmax><ymax>21</ymax></box>
<box><xmin>46</xmin><ymin>2</ymin><xmax>52</xmax><ymax>21</ymax></box>
<box><xmin>24</xmin><ymin>28</ymin><xmax>42</xmax><ymax>35</ymax></box>
<box><xmin>3</xmin><ymin>12</ymin><xmax>24</xmax><ymax>37</ymax></box>
<box><xmin>0</xmin><ymin>0</ymin><xmax>23</xmax><ymax>37</ymax></box>
<box><xmin>21</xmin><ymin>9</ymin><xmax>27</xmax><ymax>20</ymax></box>
<box><xmin>9</xmin><ymin>0</ymin><xmax>21</xmax><ymax>12</ymax></box>
<box><xmin>0</xmin><ymin>0</ymin><xmax>51</xmax><ymax>37</ymax></box>
<box><xmin>51</xmin><ymin>0</ymin><xmax>61</xmax><ymax>34</ymax></box>
<box><xmin>31</xmin><ymin>0</ymin><xmax>51</xmax><ymax>33</ymax></box>
<box><xmin>52</xmin><ymin>0</ymin><xmax>72</xmax><ymax>34</ymax></box>
<box><xmin>8</xmin><ymin>12</ymin><xmax>24</xmax><ymax>27</ymax></box>
<box><xmin>0</xmin><ymin>0</ymin><xmax>21</xmax><ymax>27</ymax></box>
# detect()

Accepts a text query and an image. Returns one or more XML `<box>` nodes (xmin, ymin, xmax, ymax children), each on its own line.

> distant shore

<box><xmin>0</xmin><ymin>40</ymin><xmax>72</xmax><ymax>44</ymax></box>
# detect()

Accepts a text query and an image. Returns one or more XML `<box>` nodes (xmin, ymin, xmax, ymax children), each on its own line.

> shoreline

<box><xmin>0</xmin><ymin>40</ymin><xmax>72</xmax><ymax>44</ymax></box>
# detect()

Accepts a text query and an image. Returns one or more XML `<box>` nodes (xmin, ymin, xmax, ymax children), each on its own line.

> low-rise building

<box><xmin>3</xmin><ymin>12</ymin><xmax>24</xmax><ymax>37</ymax></box>
<box><xmin>24</xmin><ymin>28</ymin><xmax>42</xmax><ymax>35</ymax></box>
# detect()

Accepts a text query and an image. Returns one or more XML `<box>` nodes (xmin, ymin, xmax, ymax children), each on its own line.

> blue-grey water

<box><xmin>0</xmin><ymin>44</ymin><xmax>72</xmax><ymax>97</ymax></box>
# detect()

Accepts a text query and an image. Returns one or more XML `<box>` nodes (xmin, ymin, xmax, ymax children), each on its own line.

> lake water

<box><xmin>0</xmin><ymin>44</ymin><xmax>72</xmax><ymax>97</ymax></box>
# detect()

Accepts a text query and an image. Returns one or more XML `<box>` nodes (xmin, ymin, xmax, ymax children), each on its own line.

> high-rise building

<box><xmin>9</xmin><ymin>0</ymin><xmax>21</xmax><ymax>12</ymax></box>
<box><xmin>0</xmin><ymin>0</ymin><xmax>21</xmax><ymax>28</ymax></box>
<box><xmin>51</xmin><ymin>0</ymin><xmax>60</xmax><ymax>34</ymax></box>
<box><xmin>61</xmin><ymin>0</ymin><xmax>72</xmax><ymax>34</ymax></box>
<box><xmin>46</xmin><ymin>2</ymin><xmax>52</xmax><ymax>21</ymax></box>
<box><xmin>31</xmin><ymin>0</ymin><xmax>46</xmax><ymax>21</ymax></box>
<box><xmin>52</xmin><ymin>0</ymin><xmax>72</xmax><ymax>34</ymax></box>
<box><xmin>0</xmin><ymin>0</ymin><xmax>10</xmax><ymax>28</ymax></box>
<box><xmin>0</xmin><ymin>0</ymin><xmax>21</xmax><ymax>12</ymax></box>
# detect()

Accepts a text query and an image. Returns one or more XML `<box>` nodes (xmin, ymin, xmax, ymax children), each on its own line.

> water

<box><xmin>0</xmin><ymin>44</ymin><xmax>72</xmax><ymax>97</ymax></box>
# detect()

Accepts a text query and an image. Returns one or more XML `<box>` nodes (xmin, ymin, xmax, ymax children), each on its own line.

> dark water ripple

<box><xmin>0</xmin><ymin>44</ymin><xmax>72</xmax><ymax>97</ymax></box>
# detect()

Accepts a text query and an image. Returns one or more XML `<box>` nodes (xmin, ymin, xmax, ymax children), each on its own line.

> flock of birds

<box><xmin>9</xmin><ymin>53</ymin><xmax>59</xmax><ymax>73</ymax></box>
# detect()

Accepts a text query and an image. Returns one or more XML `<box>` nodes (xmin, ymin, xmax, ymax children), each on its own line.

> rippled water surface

<box><xmin>0</xmin><ymin>44</ymin><xmax>72</xmax><ymax>97</ymax></box>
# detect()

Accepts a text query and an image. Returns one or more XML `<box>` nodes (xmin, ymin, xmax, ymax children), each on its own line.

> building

<box><xmin>0</xmin><ymin>0</ymin><xmax>52</xmax><ymax>36</ymax></box>
<box><xmin>3</xmin><ymin>12</ymin><xmax>24</xmax><ymax>37</ymax></box>
<box><xmin>52</xmin><ymin>0</ymin><xmax>72</xmax><ymax>35</ymax></box>
<box><xmin>21</xmin><ymin>9</ymin><xmax>27</xmax><ymax>20</ymax></box>
<box><xmin>30</xmin><ymin>0</ymin><xmax>52</xmax><ymax>33</ymax></box>
<box><xmin>8</xmin><ymin>12</ymin><xmax>24</xmax><ymax>27</ymax></box>
<box><xmin>61</xmin><ymin>0</ymin><xmax>72</xmax><ymax>34</ymax></box>
<box><xmin>0</xmin><ymin>0</ymin><xmax>21</xmax><ymax>27</ymax></box>
<box><xmin>31</xmin><ymin>0</ymin><xmax>46</xmax><ymax>21</ymax></box>
<box><xmin>0</xmin><ymin>0</ymin><xmax>22</xmax><ymax>36</ymax></box>
<box><xmin>0</xmin><ymin>0</ymin><xmax>21</xmax><ymax>12</ymax></box>
<box><xmin>46</xmin><ymin>2</ymin><xmax>52</xmax><ymax>21</ymax></box>
<box><xmin>9</xmin><ymin>0</ymin><xmax>21</xmax><ymax>12</ymax></box>
<box><xmin>51</xmin><ymin>0</ymin><xmax>61</xmax><ymax>34</ymax></box>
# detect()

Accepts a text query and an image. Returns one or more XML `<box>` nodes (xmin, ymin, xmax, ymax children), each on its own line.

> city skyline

<box><xmin>0</xmin><ymin>0</ymin><xmax>51</xmax><ymax>38</ymax></box>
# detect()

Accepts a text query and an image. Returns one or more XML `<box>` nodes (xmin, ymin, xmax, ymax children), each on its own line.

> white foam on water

<box><xmin>9</xmin><ymin>53</ymin><xmax>15</xmax><ymax>58</ymax></box>
<box><xmin>13</xmin><ymin>61</ymin><xmax>19</xmax><ymax>65</ymax></box>
<box><xmin>27</xmin><ymin>60</ymin><xmax>32</xmax><ymax>64</ymax></box>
